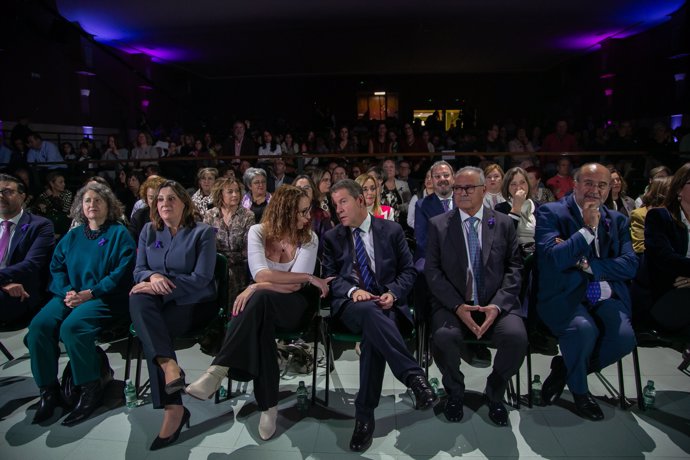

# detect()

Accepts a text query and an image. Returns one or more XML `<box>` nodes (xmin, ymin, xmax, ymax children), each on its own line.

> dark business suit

<box><xmin>535</xmin><ymin>194</ymin><xmax>637</xmax><ymax>394</ymax></box>
<box><xmin>322</xmin><ymin>216</ymin><xmax>420</xmax><ymax>422</ymax></box>
<box><xmin>414</xmin><ymin>193</ymin><xmax>449</xmax><ymax>263</ymax></box>
<box><xmin>267</xmin><ymin>174</ymin><xmax>294</xmax><ymax>193</ymax></box>
<box><xmin>0</xmin><ymin>212</ymin><xmax>54</xmax><ymax>323</ymax></box>
<box><xmin>644</xmin><ymin>207</ymin><xmax>690</xmax><ymax>332</ymax></box>
<box><xmin>425</xmin><ymin>207</ymin><xmax>527</xmax><ymax>400</ymax></box>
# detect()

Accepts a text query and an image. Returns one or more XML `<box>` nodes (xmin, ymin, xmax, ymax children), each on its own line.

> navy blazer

<box><xmin>0</xmin><ymin>211</ymin><xmax>54</xmax><ymax>309</ymax></box>
<box><xmin>425</xmin><ymin>207</ymin><xmax>524</xmax><ymax>316</ymax></box>
<box><xmin>135</xmin><ymin>222</ymin><xmax>217</xmax><ymax>305</ymax></box>
<box><xmin>322</xmin><ymin>216</ymin><xmax>417</xmax><ymax>323</ymax></box>
<box><xmin>414</xmin><ymin>193</ymin><xmax>447</xmax><ymax>262</ymax></box>
<box><xmin>535</xmin><ymin>194</ymin><xmax>638</xmax><ymax>334</ymax></box>
<box><xmin>644</xmin><ymin>207</ymin><xmax>690</xmax><ymax>302</ymax></box>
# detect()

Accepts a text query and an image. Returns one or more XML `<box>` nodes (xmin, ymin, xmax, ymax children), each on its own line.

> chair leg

<box><xmin>135</xmin><ymin>338</ymin><xmax>144</xmax><ymax>397</ymax></box>
<box><xmin>325</xmin><ymin>328</ymin><xmax>332</xmax><ymax>407</ymax></box>
<box><xmin>311</xmin><ymin>317</ymin><xmax>319</xmax><ymax>405</ymax></box>
<box><xmin>632</xmin><ymin>346</ymin><xmax>644</xmax><ymax>411</ymax></box>
<box><xmin>0</xmin><ymin>340</ymin><xmax>14</xmax><ymax>361</ymax></box>
<box><xmin>124</xmin><ymin>334</ymin><xmax>133</xmax><ymax>381</ymax></box>
<box><xmin>516</xmin><ymin>367</ymin><xmax>521</xmax><ymax>409</ymax></box>
<box><xmin>678</xmin><ymin>347</ymin><xmax>690</xmax><ymax>372</ymax></box>
<box><xmin>617</xmin><ymin>359</ymin><xmax>626</xmax><ymax>410</ymax></box>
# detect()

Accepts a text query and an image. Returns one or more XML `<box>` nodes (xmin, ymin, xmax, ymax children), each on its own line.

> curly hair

<box><xmin>260</xmin><ymin>185</ymin><xmax>312</xmax><ymax>247</ymax></box>
<box><xmin>70</xmin><ymin>182</ymin><xmax>125</xmax><ymax>225</ymax></box>
<box><xmin>150</xmin><ymin>180</ymin><xmax>198</xmax><ymax>231</ymax></box>
<box><xmin>210</xmin><ymin>177</ymin><xmax>244</xmax><ymax>209</ymax></box>
<box><xmin>355</xmin><ymin>173</ymin><xmax>382</xmax><ymax>216</ymax></box>
<box><xmin>138</xmin><ymin>175</ymin><xmax>167</xmax><ymax>200</ymax></box>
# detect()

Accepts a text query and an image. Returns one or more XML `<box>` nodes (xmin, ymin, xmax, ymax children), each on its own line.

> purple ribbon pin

<box><xmin>487</xmin><ymin>217</ymin><xmax>495</xmax><ymax>228</ymax></box>
<box><xmin>97</xmin><ymin>238</ymin><xmax>107</xmax><ymax>247</ymax></box>
<box><xmin>21</xmin><ymin>223</ymin><xmax>29</xmax><ymax>232</ymax></box>
<box><xmin>154</xmin><ymin>241</ymin><xmax>163</xmax><ymax>249</ymax></box>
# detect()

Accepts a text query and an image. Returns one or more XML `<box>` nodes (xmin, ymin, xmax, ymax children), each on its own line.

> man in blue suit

<box><xmin>0</xmin><ymin>174</ymin><xmax>54</xmax><ymax>323</ymax></box>
<box><xmin>323</xmin><ymin>179</ymin><xmax>436</xmax><ymax>452</ymax></box>
<box><xmin>535</xmin><ymin>163</ymin><xmax>637</xmax><ymax>420</ymax></box>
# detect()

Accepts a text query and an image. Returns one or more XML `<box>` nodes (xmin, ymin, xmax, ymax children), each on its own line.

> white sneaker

<box><xmin>258</xmin><ymin>406</ymin><xmax>278</xmax><ymax>440</ymax></box>
<box><xmin>185</xmin><ymin>365</ymin><xmax>228</xmax><ymax>400</ymax></box>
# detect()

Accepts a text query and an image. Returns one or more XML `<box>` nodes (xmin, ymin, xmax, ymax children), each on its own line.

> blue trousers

<box><xmin>26</xmin><ymin>297</ymin><xmax>112</xmax><ymax>388</ymax></box>
<box><xmin>557</xmin><ymin>299</ymin><xmax>636</xmax><ymax>394</ymax></box>
<box><xmin>339</xmin><ymin>301</ymin><xmax>423</xmax><ymax>422</ymax></box>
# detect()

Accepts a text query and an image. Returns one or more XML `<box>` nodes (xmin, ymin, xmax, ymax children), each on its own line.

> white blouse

<box><xmin>247</xmin><ymin>224</ymin><xmax>318</xmax><ymax>279</ymax></box>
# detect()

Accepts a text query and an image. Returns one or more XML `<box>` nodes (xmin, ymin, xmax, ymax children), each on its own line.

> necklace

<box><xmin>84</xmin><ymin>222</ymin><xmax>109</xmax><ymax>240</ymax></box>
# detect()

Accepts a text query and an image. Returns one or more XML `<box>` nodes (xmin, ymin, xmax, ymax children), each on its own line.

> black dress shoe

<box><xmin>164</xmin><ymin>369</ymin><xmax>186</xmax><ymax>395</ymax></box>
<box><xmin>443</xmin><ymin>396</ymin><xmax>464</xmax><ymax>422</ymax></box>
<box><xmin>62</xmin><ymin>380</ymin><xmax>104</xmax><ymax>426</ymax></box>
<box><xmin>541</xmin><ymin>355</ymin><xmax>567</xmax><ymax>405</ymax></box>
<box><xmin>573</xmin><ymin>393</ymin><xmax>604</xmax><ymax>421</ymax></box>
<box><xmin>486</xmin><ymin>397</ymin><xmax>508</xmax><ymax>426</ymax></box>
<box><xmin>349</xmin><ymin>419</ymin><xmax>375</xmax><ymax>452</ymax></box>
<box><xmin>32</xmin><ymin>385</ymin><xmax>64</xmax><ymax>424</ymax></box>
<box><xmin>150</xmin><ymin>407</ymin><xmax>191</xmax><ymax>451</ymax></box>
<box><xmin>468</xmin><ymin>343</ymin><xmax>492</xmax><ymax>368</ymax></box>
<box><xmin>407</xmin><ymin>374</ymin><xmax>439</xmax><ymax>410</ymax></box>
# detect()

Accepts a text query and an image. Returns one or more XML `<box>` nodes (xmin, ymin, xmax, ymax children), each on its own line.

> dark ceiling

<box><xmin>57</xmin><ymin>0</ymin><xmax>686</xmax><ymax>79</ymax></box>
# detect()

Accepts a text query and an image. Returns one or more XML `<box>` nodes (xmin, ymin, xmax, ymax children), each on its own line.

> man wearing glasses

<box><xmin>0</xmin><ymin>174</ymin><xmax>54</xmax><ymax>323</ymax></box>
<box><xmin>535</xmin><ymin>163</ymin><xmax>637</xmax><ymax>420</ymax></box>
<box><xmin>425</xmin><ymin>166</ymin><xmax>526</xmax><ymax>426</ymax></box>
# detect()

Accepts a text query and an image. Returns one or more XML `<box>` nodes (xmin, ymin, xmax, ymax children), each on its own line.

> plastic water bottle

<box><xmin>642</xmin><ymin>380</ymin><xmax>656</xmax><ymax>409</ymax></box>
<box><xmin>218</xmin><ymin>385</ymin><xmax>227</xmax><ymax>399</ymax></box>
<box><xmin>296</xmin><ymin>381</ymin><xmax>309</xmax><ymax>415</ymax></box>
<box><xmin>429</xmin><ymin>377</ymin><xmax>447</xmax><ymax>398</ymax></box>
<box><xmin>124</xmin><ymin>379</ymin><xmax>137</xmax><ymax>410</ymax></box>
<box><xmin>531</xmin><ymin>374</ymin><xmax>542</xmax><ymax>406</ymax></box>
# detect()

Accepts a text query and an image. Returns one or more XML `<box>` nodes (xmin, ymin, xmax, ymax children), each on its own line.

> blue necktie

<box><xmin>353</xmin><ymin>228</ymin><xmax>375</xmax><ymax>292</ymax></box>
<box><xmin>466</xmin><ymin>217</ymin><xmax>483</xmax><ymax>304</ymax></box>
<box><xmin>442</xmin><ymin>199</ymin><xmax>450</xmax><ymax>212</ymax></box>
<box><xmin>585</xmin><ymin>282</ymin><xmax>601</xmax><ymax>304</ymax></box>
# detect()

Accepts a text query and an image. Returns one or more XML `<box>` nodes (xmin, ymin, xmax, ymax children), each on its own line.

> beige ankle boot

<box><xmin>185</xmin><ymin>365</ymin><xmax>228</xmax><ymax>400</ymax></box>
<box><xmin>258</xmin><ymin>406</ymin><xmax>278</xmax><ymax>440</ymax></box>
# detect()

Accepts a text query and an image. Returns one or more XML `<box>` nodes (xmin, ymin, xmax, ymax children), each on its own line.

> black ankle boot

<box><xmin>62</xmin><ymin>379</ymin><xmax>104</xmax><ymax>426</ymax></box>
<box><xmin>32</xmin><ymin>384</ymin><xmax>64</xmax><ymax>424</ymax></box>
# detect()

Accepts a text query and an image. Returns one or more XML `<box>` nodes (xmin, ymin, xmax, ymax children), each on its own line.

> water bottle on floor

<box><xmin>531</xmin><ymin>374</ymin><xmax>542</xmax><ymax>406</ymax></box>
<box><xmin>429</xmin><ymin>377</ymin><xmax>446</xmax><ymax>398</ymax></box>
<box><xmin>642</xmin><ymin>380</ymin><xmax>656</xmax><ymax>409</ymax></box>
<box><xmin>296</xmin><ymin>381</ymin><xmax>309</xmax><ymax>415</ymax></box>
<box><xmin>124</xmin><ymin>379</ymin><xmax>137</xmax><ymax>410</ymax></box>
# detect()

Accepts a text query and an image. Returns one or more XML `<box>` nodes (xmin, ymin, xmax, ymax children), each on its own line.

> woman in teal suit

<box><xmin>27</xmin><ymin>182</ymin><xmax>136</xmax><ymax>426</ymax></box>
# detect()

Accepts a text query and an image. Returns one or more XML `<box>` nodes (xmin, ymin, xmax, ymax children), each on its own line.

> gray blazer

<box><xmin>135</xmin><ymin>222</ymin><xmax>217</xmax><ymax>305</ymax></box>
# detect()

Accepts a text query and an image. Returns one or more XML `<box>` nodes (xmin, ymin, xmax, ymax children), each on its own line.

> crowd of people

<box><xmin>1</xmin><ymin>115</ymin><xmax>689</xmax><ymax>453</ymax></box>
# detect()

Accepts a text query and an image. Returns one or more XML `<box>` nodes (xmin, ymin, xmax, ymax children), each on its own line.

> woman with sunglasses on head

<box><xmin>186</xmin><ymin>185</ymin><xmax>333</xmax><ymax>441</ymax></box>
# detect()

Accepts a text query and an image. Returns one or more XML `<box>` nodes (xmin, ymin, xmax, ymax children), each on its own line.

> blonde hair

<box><xmin>355</xmin><ymin>173</ymin><xmax>382</xmax><ymax>216</ymax></box>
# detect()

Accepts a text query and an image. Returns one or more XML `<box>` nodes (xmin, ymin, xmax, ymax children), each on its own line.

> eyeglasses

<box><xmin>298</xmin><ymin>206</ymin><xmax>312</xmax><ymax>217</ymax></box>
<box><xmin>452</xmin><ymin>184</ymin><xmax>484</xmax><ymax>195</ymax></box>
<box><xmin>0</xmin><ymin>188</ymin><xmax>19</xmax><ymax>197</ymax></box>
<box><xmin>578</xmin><ymin>180</ymin><xmax>610</xmax><ymax>191</ymax></box>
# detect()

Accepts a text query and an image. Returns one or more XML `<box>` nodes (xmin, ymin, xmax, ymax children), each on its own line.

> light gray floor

<box><xmin>0</xmin><ymin>327</ymin><xmax>688</xmax><ymax>460</ymax></box>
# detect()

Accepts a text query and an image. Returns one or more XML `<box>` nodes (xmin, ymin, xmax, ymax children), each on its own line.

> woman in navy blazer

<box><xmin>129</xmin><ymin>180</ymin><xmax>217</xmax><ymax>450</ymax></box>
<box><xmin>644</xmin><ymin>162</ymin><xmax>690</xmax><ymax>333</ymax></box>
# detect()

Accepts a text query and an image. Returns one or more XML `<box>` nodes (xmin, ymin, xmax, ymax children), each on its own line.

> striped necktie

<box><xmin>353</xmin><ymin>227</ymin><xmax>375</xmax><ymax>292</ymax></box>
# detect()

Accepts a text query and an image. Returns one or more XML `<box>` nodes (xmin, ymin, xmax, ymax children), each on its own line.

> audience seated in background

<box><xmin>604</xmin><ymin>168</ymin><xmax>636</xmax><ymax>217</ymax></box>
<box><xmin>293</xmin><ymin>174</ymin><xmax>333</xmax><ymax>263</ymax></box>
<box><xmin>0</xmin><ymin>174</ymin><xmax>54</xmax><ymax>324</ymax></box>
<box><xmin>31</xmin><ymin>170</ymin><xmax>73</xmax><ymax>240</ymax></box>
<box><xmin>545</xmin><ymin>157</ymin><xmax>574</xmax><ymax>200</ymax></box>
<box><xmin>128</xmin><ymin>175</ymin><xmax>167</xmax><ymax>242</ymax></box>
<box><xmin>191</xmin><ymin>167</ymin><xmax>218</xmax><ymax>219</ymax></box>
<box><xmin>525</xmin><ymin>166</ymin><xmax>556</xmax><ymax>203</ymax></box>
<box><xmin>634</xmin><ymin>165</ymin><xmax>671</xmax><ymax>208</ymax></box>
<box><xmin>267</xmin><ymin>157</ymin><xmax>294</xmax><ymax>193</ymax></box>
<box><xmin>482</xmin><ymin>164</ymin><xmax>506</xmax><ymax>210</ymax></box>
<box><xmin>27</xmin><ymin>183</ymin><xmax>136</xmax><ymax>426</ymax></box>
<box><xmin>26</xmin><ymin>132</ymin><xmax>66</xmax><ymax>170</ymax></box>
<box><xmin>128</xmin><ymin>180</ymin><xmax>218</xmax><ymax>450</ymax></box>
<box><xmin>241</xmin><ymin>167</ymin><xmax>271</xmax><ymax>223</ymax></box>
<box><xmin>186</xmin><ymin>185</ymin><xmax>331</xmax><ymax>442</ymax></box>
<box><xmin>380</xmin><ymin>159</ymin><xmax>411</xmax><ymax>224</ymax></box>
<box><xmin>630</xmin><ymin>176</ymin><xmax>671</xmax><ymax>254</ymax></box>
<box><xmin>356</xmin><ymin>173</ymin><xmax>393</xmax><ymax>221</ymax></box>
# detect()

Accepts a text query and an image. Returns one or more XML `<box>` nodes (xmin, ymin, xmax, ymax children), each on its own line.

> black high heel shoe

<box><xmin>541</xmin><ymin>356</ymin><xmax>567</xmax><ymax>405</ymax></box>
<box><xmin>164</xmin><ymin>369</ymin><xmax>186</xmax><ymax>395</ymax></box>
<box><xmin>150</xmin><ymin>407</ymin><xmax>191</xmax><ymax>451</ymax></box>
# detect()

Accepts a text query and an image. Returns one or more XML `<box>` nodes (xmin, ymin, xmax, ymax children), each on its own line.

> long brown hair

<box><xmin>664</xmin><ymin>162</ymin><xmax>690</xmax><ymax>227</ymax></box>
<box><xmin>260</xmin><ymin>185</ymin><xmax>312</xmax><ymax>246</ymax></box>
<box><xmin>150</xmin><ymin>180</ymin><xmax>197</xmax><ymax>230</ymax></box>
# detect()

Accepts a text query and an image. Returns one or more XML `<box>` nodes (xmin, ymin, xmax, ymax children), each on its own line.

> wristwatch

<box><xmin>583</xmin><ymin>225</ymin><xmax>596</xmax><ymax>236</ymax></box>
<box><xmin>576</xmin><ymin>256</ymin><xmax>590</xmax><ymax>271</ymax></box>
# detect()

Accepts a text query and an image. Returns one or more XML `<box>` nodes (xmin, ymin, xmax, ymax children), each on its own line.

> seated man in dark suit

<box><xmin>0</xmin><ymin>173</ymin><xmax>54</xmax><ymax>323</ymax></box>
<box><xmin>267</xmin><ymin>157</ymin><xmax>294</xmax><ymax>193</ymax></box>
<box><xmin>323</xmin><ymin>179</ymin><xmax>437</xmax><ymax>452</ymax></box>
<box><xmin>425</xmin><ymin>166</ymin><xmax>527</xmax><ymax>426</ymax></box>
<box><xmin>535</xmin><ymin>163</ymin><xmax>637</xmax><ymax>420</ymax></box>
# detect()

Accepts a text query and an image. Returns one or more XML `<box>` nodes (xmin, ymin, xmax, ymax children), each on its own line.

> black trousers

<box><xmin>0</xmin><ymin>291</ymin><xmax>37</xmax><ymax>324</ymax></box>
<box><xmin>651</xmin><ymin>289</ymin><xmax>690</xmax><ymax>336</ymax></box>
<box><xmin>129</xmin><ymin>294</ymin><xmax>216</xmax><ymax>409</ymax></box>
<box><xmin>212</xmin><ymin>289</ymin><xmax>310</xmax><ymax>411</ymax></box>
<box><xmin>338</xmin><ymin>301</ymin><xmax>423</xmax><ymax>422</ymax></box>
<box><xmin>431</xmin><ymin>308</ymin><xmax>527</xmax><ymax>401</ymax></box>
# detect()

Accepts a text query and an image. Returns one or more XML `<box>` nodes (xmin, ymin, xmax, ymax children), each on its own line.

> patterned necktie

<box><xmin>585</xmin><ymin>281</ymin><xmax>601</xmax><ymax>305</ymax></box>
<box><xmin>0</xmin><ymin>221</ymin><xmax>13</xmax><ymax>264</ymax></box>
<box><xmin>442</xmin><ymin>199</ymin><xmax>450</xmax><ymax>212</ymax></box>
<box><xmin>353</xmin><ymin>227</ymin><xmax>375</xmax><ymax>292</ymax></box>
<box><xmin>466</xmin><ymin>217</ymin><xmax>483</xmax><ymax>304</ymax></box>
